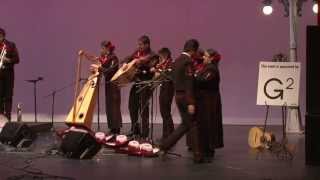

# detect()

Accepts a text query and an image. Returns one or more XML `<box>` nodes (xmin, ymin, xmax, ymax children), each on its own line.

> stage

<box><xmin>0</xmin><ymin>124</ymin><xmax>318</xmax><ymax>180</ymax></box>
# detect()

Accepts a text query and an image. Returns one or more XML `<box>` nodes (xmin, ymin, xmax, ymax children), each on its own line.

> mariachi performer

<box><xmin>160</xmin><ymin>39</ymin><xmax>202</xmax><ymax>163</ymax></box>
<box><xmin>122</xmin><ymin>35</ymin><xmax>157</xmax><ymax>139</ymax></box>
<box><xmin>80</xmin><ymin>40</ymin><xmax>122</xmax><ymax>134</ymax></box>
<box><xmin>194</xmin><ymin>48</ymin><xmax>224</xmax><ymax>162</ymax></box>
<box><xmin>152</xmin><ymin>47</ymin><xmax>175</xmax><ymax>140</ymax></box>
<box><xmin>0</xmin><ymin>28</ymin><xmax>20</xmax><ymax>121</ymax></box>
<box><xmin>186</xmin><ymin>49</ymin><xmax>204</xmax><ymax>150</ymax></box>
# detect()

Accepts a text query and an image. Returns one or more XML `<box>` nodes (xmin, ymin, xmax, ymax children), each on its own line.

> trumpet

<box><xmin>0</xmin><ymin>44</ymin><xmax>7</xmax><ymax>69</ymax></box>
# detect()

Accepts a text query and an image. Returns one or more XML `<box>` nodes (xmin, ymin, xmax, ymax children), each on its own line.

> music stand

<box><xmin>25</xmin><ymin>77</ymin><xmax>43</xmax><ymax>123</ymax></box>
<box><xmin>135</xmin><ymin>79</ymin><xmax>169</xmax><ymax>142</ymax></box>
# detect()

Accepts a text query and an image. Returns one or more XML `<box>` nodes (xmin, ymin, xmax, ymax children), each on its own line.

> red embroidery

<box><xmin>212</xmin><ymin>54</ymin><xmax>221</xmax><ymax>62</ymax></box>
<box><xmin>98</xmin><ymin>55</ymin><xmax>110</xmax><ymax>65</ymax></box>
<box><xmin>194</xmin><ymin>63</ymin><xmax>204</xmax><ymax>74</ymax></box>
<box><xmin>155</xmin><ymin>58</ymin><xmax>172</xmax><ymax>71</ymax></box>
<box><xmin>0</xmin><ymin>42</ymin><xmax>6</xmax><ymax>50</ymax></box>
<box><xmin>0</xmin><ymin>42</ymin><xmax>12</xmax><ymax>52</ymax></box>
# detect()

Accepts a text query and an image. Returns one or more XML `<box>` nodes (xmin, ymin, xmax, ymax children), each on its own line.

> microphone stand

<box><xmin>96</xmin><ymin>62</ymin><xmax>118</xmax><ymax>131</ymax></box>
<box><xmin>42</xmin><ymin>62</ymin><xmax>118</xmax><ymax>132</ymax></box>
<box><xmin>97</xmin><ymin>76</ymin><xmax>101</xmax><ymax>131</ymax></box>
<box><xmin>43</xmin><ymin>78</ymin><xmax>87</xmax><ymax>130</ymax></box>
<box><xmin>25</xmin><ymin>77</ymin><xmax>43</xmax><ymax>123</ymax></box>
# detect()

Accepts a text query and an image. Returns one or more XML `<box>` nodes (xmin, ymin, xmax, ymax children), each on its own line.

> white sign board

<box><xmin>256</xmin><ymin>61</ymin><xmax>301</xmax><ymax>107</ymax></box>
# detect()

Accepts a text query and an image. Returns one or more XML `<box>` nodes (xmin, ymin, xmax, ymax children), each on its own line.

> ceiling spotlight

<box><xmin>262</xmin><ymin>0</ymin><xmax>273</xmax><ymax>15</ymax></box>
<box><xmin>313</xmin><ymin>2</ymin><xmax>318</xmax><ymax>14</ymax></box>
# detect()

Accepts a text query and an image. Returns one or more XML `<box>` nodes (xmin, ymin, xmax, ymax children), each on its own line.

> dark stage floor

<box><xmin>0</xmin><ymin>124</ymin><xmax>319</xmax><ymax>180</ymax></box>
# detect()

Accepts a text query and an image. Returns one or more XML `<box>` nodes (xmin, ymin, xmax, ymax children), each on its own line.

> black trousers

<box><xmin>105</xmin><ymin>82</ymin><xmax>122</xmax><ymax>132</ymax></box>
<box><xmin>128</xmin><ymin>83</ymin><xmax>153</xmax><ymax>138</ymax></box>
<box><xmin>159</xmin><ymin>81</ymin><xmax>174</xmax><ymax>139</ymax></box>
<box><xmin>0</xmin><ymin>69</ymin><xmax>14</xmax><ymax>121</ymax></box>
<box><xmin>161</xmin><ymin>92</ymin><xmax>200</xmax><ymax>155</ymax></box>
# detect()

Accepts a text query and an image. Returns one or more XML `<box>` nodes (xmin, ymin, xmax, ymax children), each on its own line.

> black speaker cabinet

<box><xmin>0</xmin><ymin>122</ymin><xmax>36</xmax><ymax>148</ymax></box>
<box><xmin>306</xmin><ymin>26</ymin><xmax>320</xmax><ymax>115</ymax></box>
<box><xmin>306</xmin><ymin>114</ymin><xmax>320</xmax><ymax>165</ymax></box>
<box><xmin>60</xmin><ymin>130</ymin><xmax>101</xmax><ymax>159</ymax></box>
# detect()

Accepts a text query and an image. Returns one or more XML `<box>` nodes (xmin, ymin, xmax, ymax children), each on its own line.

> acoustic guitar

<box><xmin>248</xmin><ymin>126</ymin><xmax>275</xmax><ymax>149</ymax></box>
<box><xmin>111</xmin><ymin>60</ymin><xmax>138</xmax><ymax>86</ymax></box>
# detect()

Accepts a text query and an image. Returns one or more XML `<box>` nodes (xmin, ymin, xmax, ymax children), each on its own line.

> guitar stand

<box><xmin>259</xmin><ymin>103</ymin><xmax>294</xmax><ymax>160</ymax></box>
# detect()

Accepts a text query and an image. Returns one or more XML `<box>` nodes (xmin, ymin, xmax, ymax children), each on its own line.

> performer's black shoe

<box><xmin>203</xmin><ymin>150</ymin><xmax>215</xmax><ymax>163</ymax></box>
<box><xmin>152</xmin><ymin>142</ymin><xmax>167</xmax><ymax>158</ymax></box>
<box><xmin>192</xmin><ymin>151</ymin><xmax>205</xmax><ymax>164</ymax></box>
<box><xmin>193</xmin><ymin>157</ymin><xmax>205</xmax><ymax>164</ymax></box>
<box><xmin>126</xmin><ymin>127</ymin><xmax>141</xmax><ymax>137</ymax></box>
<box><xmin>157</xmin><ymin>149</ymin><xmax>169</xmax><ymax>160</ymax></box>
<box><xmin>126</xmin><ymin>131</ymin><xmax>139</xmax><ymax>137</ymax></box>
<box><xmin>203</xmin><ymin>156</ymin><xmax>213</xmax><ymax>163</ymax></box>
<box><xmin>110</xmin><ymin>128</ymin><xmax>120</xmax><ymax>134</ymax></box>
<box><xmin>207</xmin><ymin>150</ymin><xmax>215</xmax><ymax>158</ymax></box>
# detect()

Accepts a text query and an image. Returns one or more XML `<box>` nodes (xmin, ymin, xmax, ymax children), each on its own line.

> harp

<box><xmin>65</xmin><ymin>53</ymin><xmax>100</xmax><ymax>129</ymax></box>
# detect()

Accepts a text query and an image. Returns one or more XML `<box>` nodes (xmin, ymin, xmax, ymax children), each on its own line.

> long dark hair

<box><xmin>158</xmin><ymin>47</ymin><xmax>172</xmax><ymax>59</ymax></box>
<box><xmin>206</xmin><ymin>48</ymin><xmax>221</xmax><ymax>63</ymax></box>
<box><xmin>138</xmin><ymin>35</ymin><xmax>150</xmax><ymax>45</ymax></box>
<box><xmin>183</xmin><ymin>39</ymin><xmax>199</xmax><ymax>52</ymax></box>
<box><xmin>101</xmin><ymin>40</ymin><xmax>115</xmax><ymax>53</ymax></box>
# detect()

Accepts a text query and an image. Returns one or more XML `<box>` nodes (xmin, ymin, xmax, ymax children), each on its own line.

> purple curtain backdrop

<box><xmin>0</xmin><ymin>0</ymin><xmax>316</xmax><ymax>124</ymax></box>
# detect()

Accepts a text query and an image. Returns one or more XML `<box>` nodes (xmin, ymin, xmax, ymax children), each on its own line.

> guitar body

<box><xmin>0</xmin><ymin>115</ymin><xmax>8</xmax><ymax>131</ymax></box>
<box><xmin>65</xmin><ymin>72</ymin><xmax>100</xmax><ymax>129</ymax></box>
<box><xmin>111</xmin><ymin>60</ymin><xmax>137</xmax><ymax>86</ymax></box>
<box><xmin>248</xmin><ymin>126</ymin><xmax>275</xmax><ymax>149</ymax></box>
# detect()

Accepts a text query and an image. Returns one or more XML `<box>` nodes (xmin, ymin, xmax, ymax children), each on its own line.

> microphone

<box><xmin>25</xmin><ymin>77</ymin><xmax>44</xmax><ymax>83</ymax></box>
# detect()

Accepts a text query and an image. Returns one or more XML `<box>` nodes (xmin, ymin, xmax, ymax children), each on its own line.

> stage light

<box><xmin>313</xmin><ymin>2</ymin><xmax>318</xmax><ymax>14</ymax></box>
<box><xmin>262</xmin><ymin>0</ymin><xmax>273</xmax><ymax>15</ymax></box>
<box><xmin>263</xmin><ymin>5</ymin><xmax>274</xmax><ymax>15</ymax></box>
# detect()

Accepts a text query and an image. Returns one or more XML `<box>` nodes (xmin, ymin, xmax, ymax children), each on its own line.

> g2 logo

<box><xmin>263</xmin><ymin>78</ymin><xmax>294</xmax><ymax>100</ymax></box>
